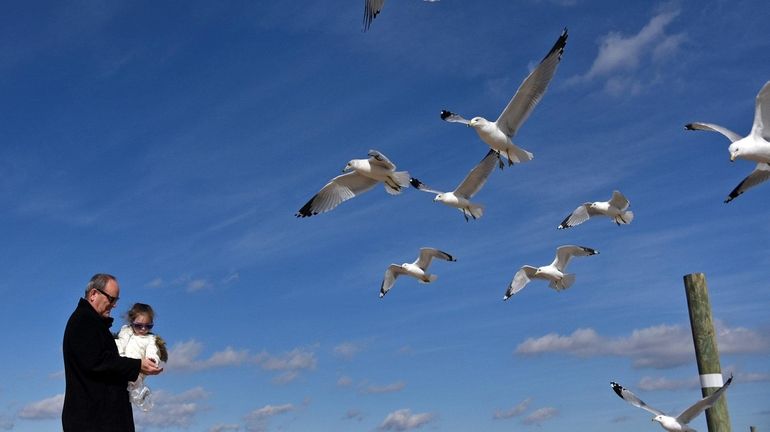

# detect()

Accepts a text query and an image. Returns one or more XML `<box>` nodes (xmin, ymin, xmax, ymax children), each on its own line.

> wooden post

<box><xmin>683</xmin><ymin>273</ymin><xmax>731</xmax><ymax>432</ymax></box>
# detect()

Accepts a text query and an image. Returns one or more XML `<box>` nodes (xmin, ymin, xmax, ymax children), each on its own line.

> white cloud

<box><xmin>209</xmin><ymin>424</ymin><xmax>240</xmax><ymax>432</ymax></box>
<box><xmin>333</xmin><ymin>341</ymin><xmax>362</xmax><ymax>360</ymax></box>
<box><xmin>573</xmin><ymin>8</ymin><xmax>685</xmax><ymax>95</ymax></box>
<box><xmin>515</xmin><ymin>321</ymin><xmax>769</xmax><ymax>369</ymax></box>
<box><xmin>167</xmin><ymin>340</ymin><xmax>316</xmax><ymax>382</ymax></box>
<box><xmin>244</xmin><ymin>403</ymin><xmax>294</xmax><ymax>432</ymax></box>
<box><xmin>145</xmin><ymin>277</ymin><xmax>164</xmax><ymax>289</ymax></box>
<box><xmin>186</xmin><ymin>278</ymin><xmax>211</xmax><ymax>292</ymax></box>
<box><xmin>337</xmin><ymin>375</ymin><xmax>353</xmax><ymax>387</ymax></box>
<box><xmin>167</xmin><ymin>340</ymin><xmax>249</xmax><ymax>371</ymax></box>
<box><xmin>134</xmin><ymin>387</ymin><xmax>209</xmax><ymax>429</ymax></box>
<box><xmin>638</xmin><ymin>370</ymin><xmax>770</xmax><ymax>391</ymax></box>
<box><xmin>493</xmin><ymin>397</ymin><xmax>532</xmax><ymax>419</ymax></box>
<box><xmin>343</xmin><ymin>409</ymin><xmax>364</xmax><ymax>421</ymax></box>
<box><xmin>18</xmin><ymin>393</ymin><xmax>63</xmax><ymax>420</ymax></box>
<box><xmin>523</xmin><ymin>407</ymin><xmax>558</xmax><ymax>425</ymax></box>
<box><xmin>361</xmin><ymin>381</ymin><xmax>407</xmax><ymax>395</ymax></box>
<box><xmin>378</xmin><ymin>409</ymin><xmax>435</xmax><ymax>431</ymax></box>
<box><xmin>637</xmin><ymin>375</ymin><xmax>699</xmax><ymax>391</ymax></box>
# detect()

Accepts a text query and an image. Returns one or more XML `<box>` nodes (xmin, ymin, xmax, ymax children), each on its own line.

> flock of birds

<box><xmin>293</xmin><ymin>3</ymin><xmax>770</xmax><ymax>429</ymax></box>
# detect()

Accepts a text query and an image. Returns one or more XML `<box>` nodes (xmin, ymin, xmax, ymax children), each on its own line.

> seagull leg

<box><xmin>496</xmin><ymin>152</ymin><xmax>505</xmax><ymax>170</ymax></box>
<box><xmin>463</xmin><ymin>210</ymin><xmax>469</xmax><ymax>222</ymax></box>
<box><xmin>506</xmin><ymin>150</ymin><xmax>514</xmax><ymax>167</ymax></box>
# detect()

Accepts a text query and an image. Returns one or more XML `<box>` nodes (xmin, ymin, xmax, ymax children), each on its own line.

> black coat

<box><xmin>62</xmin><ymin>298</ymin><xmax>141</xmax><ymax>432</ymax></box>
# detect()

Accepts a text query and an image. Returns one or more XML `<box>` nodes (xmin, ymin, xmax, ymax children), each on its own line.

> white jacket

<box><xmin>115</xmin><ymin>325</ymin><xmax>161</xmax><ymax>364</ymax></box>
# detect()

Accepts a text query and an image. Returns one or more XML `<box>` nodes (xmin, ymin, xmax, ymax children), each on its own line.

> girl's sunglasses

<box><xmin>131</xmin><ymin>322</ymin><xmax>154</xmax><ymax>331</ymax></box>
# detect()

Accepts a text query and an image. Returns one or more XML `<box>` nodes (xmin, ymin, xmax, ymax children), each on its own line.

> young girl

<box><xmin>115</xmin><ymin>303</ymin><xmax>168</xmax><ymax>411</ymax></box>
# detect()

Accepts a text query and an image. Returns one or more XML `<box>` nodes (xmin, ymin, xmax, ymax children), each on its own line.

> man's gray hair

<box><xmin>85</xmin><ymin>273</ymin><xmax>117</xmax><ymax>297</ymax></box>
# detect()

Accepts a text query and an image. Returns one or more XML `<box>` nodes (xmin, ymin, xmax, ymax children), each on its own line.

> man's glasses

<box><xmin>132</xmin><ymin>322</ymin><xmax>154</xmax><ymax>331</ymax></box>
<box><xmin>95</xmin><ymin>288</ymin><xmax>119</xmax><ymax>305</ymax></box>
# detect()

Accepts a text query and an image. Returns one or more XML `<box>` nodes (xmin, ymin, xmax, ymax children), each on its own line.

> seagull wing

<box><xmin>454</xmin><ymin>149</ymin><xmax>498</xmax><ymax>198</ymax></box>
<box><xmin>676</xmin><ymin>375</ymin><xmax>733</xmax><ymax>424</ymax></box>
<box><xmin>557</xmin><ymin>203</ymin><xmax>591</xmax><ymax>229</ymax></box>
<box><xmin>415</xmin><ymin>247</ymin><xmax>455</xmax><ymax>269</ymax></box>
<box><xmin>608</xmin><ymin>190</ymin><xmax>630</xmax><ymax>211</ymax></box>
<box><xmin>363</xmin><ymin>0</ymin><xmax>386</xmax><ymax>31</ymax></box>
<box><xmin>751</xmin><ymin>81</ymin><xmax>770</xmax><ymax>140</ymax></box>
<box><xmin>724</xmin><ymin>163</ymin><xmax>770</xmax><ymax>203</ymax></box>
<box><xmin>409</xmin><ymin>177</ymin><xmax>444</xmax><ymax>195</ymax></box>
<box><xmin>296</xmin><ymin>172</ymin><xmax>378</xmax><ymax>217</ymax></box>
<box><xmin>368</xmin><ymin>149</ymin><xmax>396</xmax><ymax>170</ymax></box>
<box><xmin>610</xmin><ymin>382</ymin><xmax>666</xmax><ymax>417</ymax></box>
<box><xmin>552</xmin><ymin>245</ymin><xmax>598</xmax><ymax>271</ymax></box>
<box><xmin>685</xmin><ymin>122</ymin><xmax>742</xmax><ymax>143</ymax></box>
<box><xmin>440</xmin><ymin>110</ymin><xmax>471</xmax><ymax>125</ymax></box>
<box><xmin>380</xmin><ymin>264</ymin><xmax>406</xmax><ymax>297</ymax></box>
<box><xmin>505</xmin><ymin>266</ymin><xmax>537</xmax><ymax>299</ymax></box>
<box><xmin>496</xmin><ymin>28</ymin><xmax>568</xmax><ymax>137</ymax></box>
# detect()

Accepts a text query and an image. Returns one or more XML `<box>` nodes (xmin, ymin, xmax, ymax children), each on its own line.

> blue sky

<box><xmin>1</xmin><ymin>1</ymin><xmax>769</xmax><ymax>431</ymax></box>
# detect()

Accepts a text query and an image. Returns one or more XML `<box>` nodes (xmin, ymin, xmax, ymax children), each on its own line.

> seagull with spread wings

<box><xmin>557</xmin><ymin>190</ymin><xmax>634</xmax><ymax>229</ymax></box>
<box><xmin>685</xmin><ymin>80</ymin><xmax>770</xmax><ymax>203</ymax></box>
<box><xmin>610</xmin><ymin>375</ymin><xmax>733</xmax><ymax>432</ymax></box>
<box><xmin>441</xmin><ymin>28</ymin><xmax>568</xmax><ymax>168</ymax></box>
<box><xmin>503</xmin><ymin>245</ymin><xmax>598</xmax><ymax>300</ymax></box>
<box><xmin>296</xmin><ymin>150</ymin><xmax>409</xmax><ymax>217</ymax></box>
<box><xmin>410</xmin><ymin>149</ymin><xmax>498</xmax><ymax>221</ymax></box>
<box><xmin>379</xmin><ymin>247</ymin><xmax>456</xmax><ymax>298</ymax></box>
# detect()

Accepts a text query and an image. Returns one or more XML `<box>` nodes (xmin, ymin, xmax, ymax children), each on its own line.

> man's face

<box><xmin>88</xmin><ymin>279</ymin><xmax>120</xmax><ymax>318</ymax></box>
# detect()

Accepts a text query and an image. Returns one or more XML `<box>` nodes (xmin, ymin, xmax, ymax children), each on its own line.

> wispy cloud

<box><xmin>638</xmin><ymin>370</ymin><xmax>770</xmax><ymax>391</ymax></box>
<box><xmin>493</xmin><ymin>397</ymin><xmax>532</xmax><ymax>420</ymax></box>
<box><xmin>209</xmin><ymin>424</ymin><xmax>241</xmax><ymax>432</ymax></box>
<box><xmin>134</xmin><ymin>387</ymin><xmax>209</xmax><ymax>429</ymax></box>
<box><xmin>571</xmin><ymin>7</ymin><xmax>685</xmax><ymax>96</ymax></box>
<box><xmin>244</xmin><ymin>403</ymin><xmax>295</xmax><ymax>432</ymax></box>
<box><xmin>361</xmin><ymin>381</ymin><xmax>407</xmax><ymax>395</ymax></box>
<box><xmin>378</xmin><ymin>409</ymin><xmax>436</xmax><ymax>431</ymax></box>
<box><xmin>343</xmin><ymin>409</ymin><xmax>365</xmax><ymax>421</ymax></box>
<box><xmin>516</xmin><ymin>321</ymin><xmax>769</xmax><ymax>368</ymax></box>
<box><xmin>167</xmin><ymin>340</ymin><xmax>316</xmax><ymax>382</ymax></box>
<box><xmin>17</xmin><ymin>393</ymin><xmax>63</xmax><ymax>420</ymax></box>
<box><xmin>523</xmin><ymin>407</ymin><xmax>558</xmax><ymax>425</ymax></box>
<box><xmin>333</xmin><ymin>341</ymin><xmax>363</xmax><ymax>360</ymax></box>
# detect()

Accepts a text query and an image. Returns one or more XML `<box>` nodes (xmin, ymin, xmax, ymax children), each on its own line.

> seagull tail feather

<box><xmin>384</xmin><ymin>171</ymin><xmax>411</xmax><ymax>195</ymax></box>
<box><xmin>420</xmin><ymin>274</ymin><xmax>438</xmax><ymax>284</ymax></box>
<box><xmin>615</xmin><ymin>211</ymin><xmax>634</xmax><ymax>225</ymax></box>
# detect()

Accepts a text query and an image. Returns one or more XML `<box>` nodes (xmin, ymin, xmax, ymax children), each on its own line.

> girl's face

<box><xmin>131</xmin><ymin>313</ymin><xmax>154</xmax><ymax>335</ymax></box>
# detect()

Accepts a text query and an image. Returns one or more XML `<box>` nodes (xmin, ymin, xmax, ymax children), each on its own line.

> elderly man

<box><xmin>62</xmin><ymin>273</ymin><xmax>163</xmax><ymax>432</ymax></box>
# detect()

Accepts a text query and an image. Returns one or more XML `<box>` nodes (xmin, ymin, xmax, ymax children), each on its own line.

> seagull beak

<box><xmin>730</xmin><ymin>153</ymin><xmax>736</xmax><ymax>162</ymax></box>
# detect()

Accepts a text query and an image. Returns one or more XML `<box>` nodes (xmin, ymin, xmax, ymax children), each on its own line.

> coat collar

<box><xmin>77</xmin><ymin>297</ymin><xmax>114</xmax><ymax>328</ymax></box>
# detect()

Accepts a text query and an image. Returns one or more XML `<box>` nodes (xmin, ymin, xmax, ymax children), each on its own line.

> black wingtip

<box><xmin>410</xmin><ymin>177</ymin><xmax>424</xmax><ymax>189</ymax></box>
<box><xmin>610</xmin><ymin>382</ymin><xmax>623</xmax><ymax>398</ymax></box>
<box><xmin>440</xmin><ymin>110</ymin><xmax>453</xmax><ymax>120</ymax></box>
<box><xmin>684</xmin><ymin>123</ymin><xmax>695</xmax><ymax>130</ymax></box>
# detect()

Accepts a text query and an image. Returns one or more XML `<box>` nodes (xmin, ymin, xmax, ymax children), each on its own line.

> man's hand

<box><xmin>141</xmin><ymin>357</ymin><xmax>163</xmax><ymax>375</ymax></box>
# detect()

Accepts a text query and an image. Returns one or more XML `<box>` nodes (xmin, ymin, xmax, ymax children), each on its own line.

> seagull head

<box><xmin>652</xmin><ymin>415</ymin><xmax>664</xmax><ymax>424</ymax></box>
<box><xmin>469</xmin><ymin>117</ymin><xmax>484</xmax><ymax>128</ymax></box>
<box><xmin>434</xmin><ymin>194</ymin><xmax>444</xmax><ymax>202</ymax></box>
<box><xmin>728</xmin><ymin>143</ymin><xmax>740</xmax><ymax>162</ymax></box>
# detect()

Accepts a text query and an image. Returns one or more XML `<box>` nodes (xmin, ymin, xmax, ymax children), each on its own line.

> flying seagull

<box><xmin>685</xmin><ymin>80</ymin><xmax>770</xmax><ymax>202</ymax></box>
<box><xmin>557</xmin><ymin>190</ymin><xmax>634</xmax><ymax>229</ymax></box>
<box><xmin>610</xmin><ymin>375</ymin><xmax>733</xmax><ymax>432</ymax></box>
<box><xmin>363</xmin><ymin>0</ymin><xmax>440</xmax><ymax>32</ymax></box>
<box><xmin>380</xmin><ymin>247</ymin><xmax>456</xmax><ymax>297</ymax></box>
<box><xmin>410</xmin><ymin>149</ymin><xmax>498</xmax><ymax>221</ymax></box>
<box><xmin>441</xmin><ymin>28</ymin><xmax>568</xmax><ymax>168</ymax></box>
<box><xmin>296</xmin><ymin>150</ymin><xmax>410</xmax><ymax>217</ymax></box>
<box><xmin>503</xmin><ymin>245</ymin><xmax>598</xmax><ymax>300</ymax></box>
